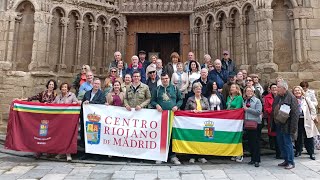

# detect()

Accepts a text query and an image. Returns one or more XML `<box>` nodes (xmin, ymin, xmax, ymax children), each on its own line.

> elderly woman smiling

<box><xmin>185</xmin><ymin>82</ymin><xmax>210</xmax><ymax>164</ymax></box>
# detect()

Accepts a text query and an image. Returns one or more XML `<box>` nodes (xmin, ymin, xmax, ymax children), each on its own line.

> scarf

<box><xmin>177</xmin><ymin>71</ymin><xmax>183</xmax><ymax>86</ymax></box>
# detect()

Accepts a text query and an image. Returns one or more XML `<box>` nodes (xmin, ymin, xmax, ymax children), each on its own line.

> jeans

<box><xmin>276</xmin><ymin>125</ymin><xmax>294</xmax><ymax>165</ymax></box>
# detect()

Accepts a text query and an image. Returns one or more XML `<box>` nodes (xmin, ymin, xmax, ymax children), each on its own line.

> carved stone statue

<box><xmin>128</xmin><ymin>0</ymin><xmax>134</xmax><ymax>11</ymax></box>
<box><xmin>169</xmin><ymin>0</ymin><xmax>175</xmax><ymax>11</ymax></box>
<box><xmin>163</xmin><ymin>1</ymin><xmax>169</xmax><ymax>11</ymax></box>
<box><xmin>142</xmin><ymin>1</ymin><xmax>147</xmax><ymax>11</ymax></box>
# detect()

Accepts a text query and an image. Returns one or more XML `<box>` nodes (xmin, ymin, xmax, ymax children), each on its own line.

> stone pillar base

<box><xmin>72</xmin><ymin>65</ymin><xmax>82</xmax><ymax>73</ymax></box>
<box><xmin>56</xmin><ymin>64</ymin><xmax>67</xmax><ymax>73</ymax></box>
<box><xmin>0</xmin><ymin>61</ymin><xmax>12</xmax><ymax>70</ymax></box>
<box><xmin>239</xmin><ymin>65</ymin><xmax>250</xmax><ymax>71</ymax></box>
<box><xmin>256</xmin><ymin>63</ymin><xmax>278</xmax><ymax>73</ymax></box>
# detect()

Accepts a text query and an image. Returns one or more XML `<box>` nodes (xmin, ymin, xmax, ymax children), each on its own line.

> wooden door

<box><xmin>126</xmin><ymin>15</ymin><xmax>190</xmax><ymax>64</ymax></box>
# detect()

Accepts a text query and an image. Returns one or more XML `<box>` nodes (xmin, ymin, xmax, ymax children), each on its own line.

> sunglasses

<box><xmin>246</xmin><ymin>79</ymin><xmax>253</xmax><ymax>82</ymax></box>
<box><xmin>111</xmin><ymin>71</ymin><xmax>117</xmax><ymax>73</ymax></box>
<box><xmin>148</xmin><ymin>71</ymin><xmax>156</xmax><ymax>74</ymax></box>
<box><xmin>223</xmin><ymin>54</ymin><xmax>228</xmax><ymax>55</ymax></box>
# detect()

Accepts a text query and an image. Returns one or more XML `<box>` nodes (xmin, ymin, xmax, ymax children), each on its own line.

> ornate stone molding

<box><xmin>60</xmin><ymin>17</ymin><xmax>69</xmax><ymax>27</ymax></box>
<box><xmin>76</xmin><ymin>20</ymin><xmax>84</xmax><ymax>29</ymax></box>
<box><xmin>89</xmin><ymin>22</ymin><xmax>98</xmax><ymax>31</ymax></box>
<box><xmin>225</xmin><ymin>18</ymin><xmax>235</xmax><ymax>28</ymax></box>
<box><xmin>52</xmin><ymin>0</ymin><xmax>118</xmax><ymax>13</ymax></box>
<box><xmin>213</xmin><ymin>21</ymin><xmax>222</xmax><ymax>31</ymax></box>
<box><xmin>194</xmin><ymin>0</ymin><xmax>248</xmax><ymax>12</ymax></box>
<box><xmin>120</xmin><ymin>0</ymin><xmax>194</xmax><ymax>14</ymax></box>
<box><xmin>15</xmin><ymin>13</ymin><xmax>23</xmax><ymax>22</ymax></box>
<box><xmin>239</xmin><ymin>15</ymin><xmax>248</xmax><ymax>25</ymax></box>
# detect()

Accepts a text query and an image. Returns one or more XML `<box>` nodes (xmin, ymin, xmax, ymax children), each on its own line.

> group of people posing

<box><xmin>18</xmin><ymin>50</ymin><xmax>319</xmax><ymax>170</ymax></box>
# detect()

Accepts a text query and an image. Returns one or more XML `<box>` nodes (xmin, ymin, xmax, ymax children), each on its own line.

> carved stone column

<box><xmin>72</xmin><ymin>20</ymin><xmax>84</xmax><ymax>72</ymax></box>
<box><xmin>226</xmin><ymin>18</ymin><xmax>235</xmax><ymax>57</ymax></box>
<box><xmin>44</xmin><ymin>14</ymin><xmax>53</xmax><ymax>67</ymax></box>
<box><xmin>101</xmin><ymin>25</ymin><xmax>110</xmax><ymax>73</ymax></box>
<box><xmin>56</xmin><ymin>17</ymin><xmax>69</xmax><ymax>72</ymax></box>
<box><xmin>239</xmin><ymin>15</ymin><xmax>248</xmax><ymax>65</ymax></box>
<box><xmin>192</xmin><ymin>27</ymin><xmax>199</xmax><ymax>60</ymax></box>
<box><xmin>11</xmin><ymin>13</ymin><xmax>22</xmax><ymax>70</ymax></box>
<box><xmin>201</xmin><ymin>24</ymin><xmax>209</xmax><ymax>55</ymax></box>
<box><xmin>116</xmin><ymin>27</ymin><xmax>126</xmax><ymax>55</ymax></box>
<box><xmin>89</xmin><ymin>22</ymin><xmax>98</xmax><ymax>72</ymax></box>
<box><xmin>213</xmin><ymin>21</ymin><xmax>222</xmax><ymax>58</ymax></box>
<box><xmin>255</xmin><ymin>9</ymin><xmax>278</xmax><ymax>73</ymax></box>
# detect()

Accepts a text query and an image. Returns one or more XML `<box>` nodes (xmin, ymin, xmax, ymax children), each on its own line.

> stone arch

<box><xmin>271</xmin><ymin>0</ymin><xmax>294</xmax><ymax>72</ymax></box>
<box><xmin>229</xmin><ymin>7</ymin><xmax>241</xmax><ymax>67</ymax></box>
<box><xmin>243</xmin><ymin>3</ymin><xmax>257</xmax><ymax>72</ymax></box>
<box><xmin>267</xmin><ymin>0</ymin><xmax>298</xmax><ymax>8</ymax></box>
<box><xmin>95</xmin><ymin>15</ymin><xmax>108</xmax><ymax>74</ymax></box>
<box><xmin>216</xmin><ymin>11</ymin><xmax>227</xmax><ymax>56</ymax></box>
<box><xmin>48</xmin><ymin>7</ymin><xmax>65</xmax><ymax>72</ymax></box>
<box><xmin>241</xmin><ymin>2</ymin><xmax>256</xmax><ymax>14</ymax></box>
<box><xmin>205</xmin><ymin>13</ymin><xmax>216</xmax><ymax>58</ymax></box>
<box><xmin>109</xmin><ymin>16</ymin><xmax>121</xmax><ymax>27</ymax></box>
<box><xmin>11</xmin><ymin>0</ymin><xmax>40</xmax><ymax>11</ymax></box>
<box><xmin>65</xmin><ymin>10</ymin><xmax>81</xmax><ymax>73</ymax></box>
<box><xmin>50</xmin><ymin>6</ymin><xmax>66</xmax><ymax>16</ymax></box>
<box><xmin>13</xmin><ymin>1</ymin><xmax>35</xmax><ymax>71</ymax></box>
<box><xmin>80</xmin><ymin>12</ymin><xmax>95</xmax><ymax>68</ymax></box>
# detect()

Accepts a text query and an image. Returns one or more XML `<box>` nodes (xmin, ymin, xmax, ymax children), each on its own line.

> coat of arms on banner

<box><xmin>203</xmin><ymin>120</ymin><xmax>214</xmax><ymax>139</ymax></box>
<box><xmin>39</xmin><ymin>120</ymin><xmax>49</xmax><ymax>136</ymax></box>
<box><xmin>86</xmin><ymin>113</ymin><xmax>101</xmax><ymax>144</ymax></box>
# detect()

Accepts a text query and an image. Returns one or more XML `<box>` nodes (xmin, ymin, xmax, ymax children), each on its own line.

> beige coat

<box><xmin>301</xmin><ymin>96</ymin><xmax>320</xmax><ymax>138</ymax></box>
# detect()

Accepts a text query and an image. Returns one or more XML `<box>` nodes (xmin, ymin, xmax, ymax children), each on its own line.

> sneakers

<box><xmin>198</xmin><ymin>158</ymin><xmax>207</xmax><ymax>163</ymax></box>
<box><xmin>66</xmin><ymin>154</ymin><xmax>72</xmax><ymax>161</ymax></box>
<box><xmin>231</xmin><ymin>156</ymin><xmax>236</xmax><ymax>161</ymax></box>
<box><xmin>189</xmin><ymin>158</ymin><xmax>195</xmax><ymax>163</ymax></box>
<box><xmin>235</xmin><ymin>156</ymin><xmax>243</xmax><ymax>162</ymax></box>
<box><xmin>170</xmin><ymin>157</ymin><xmax>181</xmax><ymax>165</ymax></box>
<box><xmin>55</xmin><ymin>154</ymin><xmax>63</xmax><ymax>159</ymax></box>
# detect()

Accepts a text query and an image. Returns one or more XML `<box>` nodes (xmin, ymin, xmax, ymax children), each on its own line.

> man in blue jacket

<box><xmin>126</xmin><ymin>55</ymin><xmax>146</xmax><ymax>83</ymax></box>
<box><xmin>208</xmin><ymin>59</ymin><xmax>228</xmax><ymax>91</ymax></box>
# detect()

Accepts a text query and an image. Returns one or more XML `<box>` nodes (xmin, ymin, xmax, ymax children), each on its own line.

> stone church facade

<box><xmin>0</xmin><ymin>0</ymin><xmax>319</xmax><ymax>130</ymax></box>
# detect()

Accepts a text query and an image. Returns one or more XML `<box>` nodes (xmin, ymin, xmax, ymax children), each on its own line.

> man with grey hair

<box><xmin>109</xmin><ymin>51</ymin><xmax>128</xmax><ymax>70</ymax></box>
<box><xmin>126</xmin><ymin>55</ymin><xmax>146</xmax><ymax>83</ymax></box>
<box><xmin>193</xmin><ymin>68</ymin><xmax>210</xmax><ymax>95</ymax></box>
<box><xmin>208</xmin><ymin>59</ymin><xmax>228</xmax><ymax>91</ymax></box>
<box><xmin>271</xmin><ymin>79</ymin><xmax>299</xmax><ymax>169</ymax></box>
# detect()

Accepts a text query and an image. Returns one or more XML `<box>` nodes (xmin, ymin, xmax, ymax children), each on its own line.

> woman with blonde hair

<box><xmin>171</xmin><ymin>62</ymin><xmax>189</xmax><ymax>98</ymax></box>
<box><xmin>104</xmin><ymin>67</ymin><xmax>123</xmax><ymax>96</ymax></box>
<box><xmin>293</xmin><ymin>86</ymin><xmax>319</xmax><ymax>160</ymax></box>
<box><xmin>73</xmin><ymin>65</ymin><xmax>91</xmax><ymax>96</ymax></box>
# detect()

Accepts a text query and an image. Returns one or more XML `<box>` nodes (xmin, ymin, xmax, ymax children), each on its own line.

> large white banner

<box><xmin>83</xmin><ymin>104</ymin><xmax>171</xmax><ymax>161</ymax></box>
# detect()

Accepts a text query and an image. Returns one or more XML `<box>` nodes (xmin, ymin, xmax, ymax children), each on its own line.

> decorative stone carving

<box><xmin>76</xmin><ymin>20</ymin><xmax>84</xmax><ymax>29</ymax></box>
<box><xmin>214</xmin><ymin>21</ymin><xmax>222</xmax><ymax>31</ymax></box>
<box><xmin>15</xmin><ymin>13</ymin><xmax>23</xmax><ymax>23</ymax></box>
<box><xmin>7</xmin><ymin>0</ymin><xmax>14</xmax><ymax>10</ymax></box>
<box><xmin>60</xmin><ymin>17</ymin><xmax>69</xmax><ymax>27</ymax></box>
<box><xmin>225</xmin><ymin>18</ymin><xmax>235</xmax><ymax>28</ymax></box>
<box><xmin>239</xmin><ymin>15</ymin><xmax>248</xmax><ymax>25</ymax></box>
<box><xmin>287</xmin><ymin>9</ymin><xmax>294</xmax><ymax>20</ymax></box>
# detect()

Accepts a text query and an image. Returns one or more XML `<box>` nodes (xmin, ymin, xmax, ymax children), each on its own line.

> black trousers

<box><xmin>295</xmin><ymin>118</ymin><xmax>314</xmax><ymax>155</ymax></box>
<box><xmin>247</xmin><ymin>124</ymin><xmax>262</xmax><ymax>162</ymax></box>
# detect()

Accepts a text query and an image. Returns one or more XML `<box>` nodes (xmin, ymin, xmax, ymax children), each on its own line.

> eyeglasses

<box><xmin>133</xmin><ymin>76</ymin><xmax>140</xmax><ymax>78</ymax></box>
<box><xmin>148</xmin><ymin>71</ymin><xmax>156</xmax><ymax>74</ymax></box>
<box><xmin>246</xmin><ymin>79</ymin><xmax>253</xmax><ymax>82</ymax></box>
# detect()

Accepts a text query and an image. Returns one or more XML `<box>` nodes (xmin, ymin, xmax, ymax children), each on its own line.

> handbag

<box><xmin>244</xmin><ymin>120</ymin><xmax>258</xmax><ymax>130</ymax></box>
<box><xmin>274</xmin><ymin>104</ymin><xmax>289</xmax><ymax>124</ymax></box>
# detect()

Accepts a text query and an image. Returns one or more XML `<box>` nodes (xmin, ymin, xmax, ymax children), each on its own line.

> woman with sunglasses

<box><xmin>104</xmin><ymin>67</ymin><xmax>123</xmax><ymax>96</ymax></box>
<box><xmin>72</xmin><ymin>65</ymin><xmax>90</xmax><ymax>96</ymax></box>
<box><xmin>146</xmin><ymin>65</ymin><xmax>161</xmax><ymax>93</ymax></box>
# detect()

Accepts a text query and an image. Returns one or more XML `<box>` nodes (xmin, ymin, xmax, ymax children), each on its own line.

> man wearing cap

<box><xmin>138</xmin><ymin>50</ymin><xmax>150</xmax><ymax>71</ymax></box>
<box><xmin>146</xmin><ymin>65</ymin><xmax>161</xmax><ymax>93</ymax></box>
<box><xmin>126</xmin><ymin>55</ymin><xmax>146</xmax><ymax>83</ymax></box>
<box><xmin>221</xmin><ymin>50</ymin><xmax>237</xmax><ymax>75</ymax></box>
<box><xmin>109</xmin><ymin>51</ymin><xmax>128</xmax><ymax>70</ymax></box>
<box><xmin>222</xmin><ymin>72</ymin><xmax>237</xmax><ymax>102</ymax></box>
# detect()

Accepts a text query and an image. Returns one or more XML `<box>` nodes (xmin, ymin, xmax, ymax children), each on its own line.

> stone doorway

<box><xmin>137</xmin><ymin>33</ymin><xmax>180</xmax><ymax>64</ymax></box>
<box><xmin>126</xmin><ymin>15</ymin><xmax>190</xmax><ymax>64</ymax></box>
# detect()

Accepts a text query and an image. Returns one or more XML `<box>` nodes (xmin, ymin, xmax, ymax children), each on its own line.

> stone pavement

<box><xmin>0</xmin><ymin>149</ymin><xmax>320</xmax><ymax>180</ymax></box>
